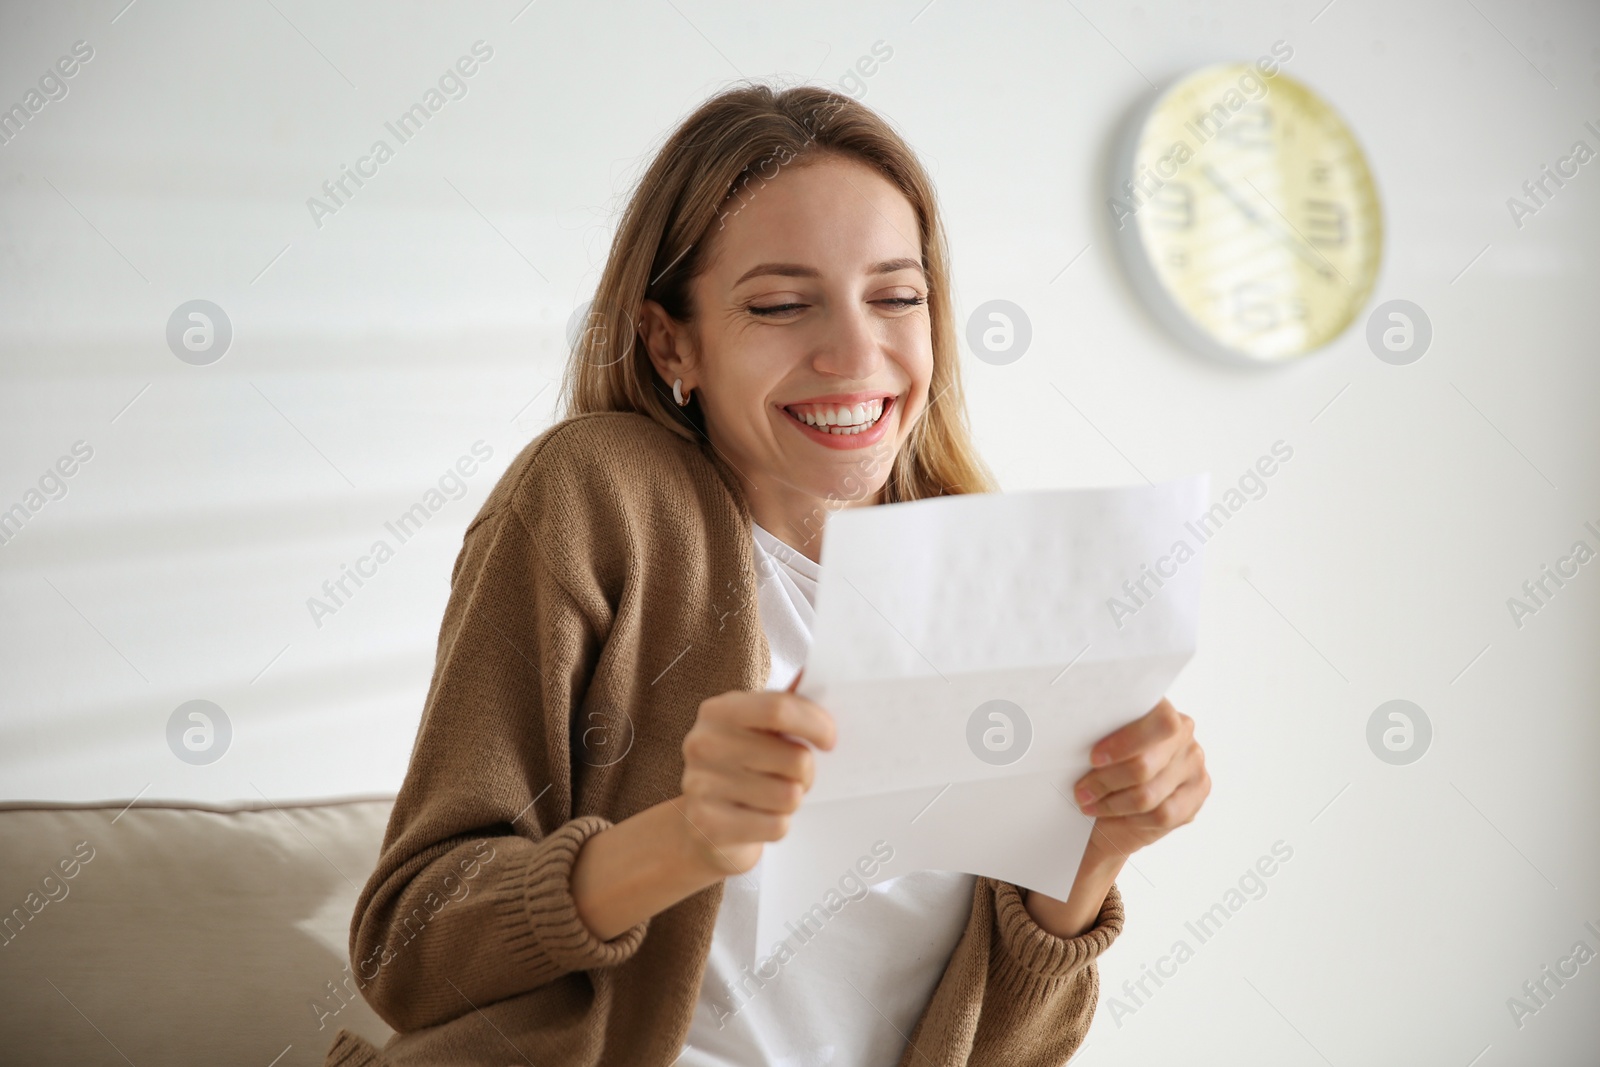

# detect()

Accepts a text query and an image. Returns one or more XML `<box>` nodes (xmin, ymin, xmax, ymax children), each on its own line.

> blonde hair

<box><xmin>560</xmin><ymin>80</ymin><xmax>995</xmax><ymax>502</ymax></box>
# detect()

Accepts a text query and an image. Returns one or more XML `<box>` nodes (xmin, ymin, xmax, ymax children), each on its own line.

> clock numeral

<box><xmin>1304</xmin><ymin>199</ymin><xmax>1346</xmax><ymax>247</ymax></box>
<box><xmin>1149</xmin><ymin>182</ymin><xmax>1194</xmax><ymax>230</ymax></box>
<box><xmin>1216</xmin><ymin>103</ymin><xmax>1273</xmax><ymax>150</ymax></box>
<box><xmin>1232</xmin><ymin>282</ymin><xmax>1277</xmax><ymax>332</ymax></box>
<box><xmin>1165</xmin><ymin>247</ymin><xmax>1189</xmax><ymax>271</ymax></box>
<box><xmin>1309</xmin><ymin>161</ymin><xmax>1332</xmax><ymax>185</ymax></box>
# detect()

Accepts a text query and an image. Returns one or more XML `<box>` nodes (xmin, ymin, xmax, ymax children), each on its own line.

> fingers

<box><xmin>1084</xmin><ymin>739</ymin><xmax>1203</xmax><ymax>818</ymax></box>
<box><xmin>1088</xmin><ymin>698</ymin><xmax>1188</xmax><ymax>769</ymax></box>
<box><xmin>702</xmin><ymin>689</ymin><xmax>836</xmax><ymax>751</ymax></box>
<box><xmin>1106</xmin><ymin>765</ymin><xmax>1211</xmax><ymax>831</ymax></box>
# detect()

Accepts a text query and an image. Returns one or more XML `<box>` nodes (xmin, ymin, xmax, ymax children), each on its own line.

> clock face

<box><xmin>1115</xmin><ymin>64</ymin><xmax>1383</xmax><ymax>363</ymax></box>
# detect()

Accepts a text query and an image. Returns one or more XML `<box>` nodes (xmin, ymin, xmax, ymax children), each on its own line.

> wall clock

<box><xmin>1109</xmin><ymin>62</ymin><xmax>1383</xmax><ymax>364</ymax></box>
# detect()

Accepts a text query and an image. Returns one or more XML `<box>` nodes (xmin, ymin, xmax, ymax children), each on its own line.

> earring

<box><xmin>672</xmin><ymin>378</ymin><xmax>691</xmax><ymax>406</ymax></box>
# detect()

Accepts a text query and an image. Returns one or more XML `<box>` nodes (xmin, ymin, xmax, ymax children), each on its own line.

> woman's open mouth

<box><xmin>780</xmin><ymin>395</ymin><xmax>895</xmax><ymax>449</ymax></box>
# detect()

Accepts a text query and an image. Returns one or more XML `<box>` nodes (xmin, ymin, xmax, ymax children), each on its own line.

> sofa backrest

<box><xmin>0</xmin><ymin>796</ymin><xmax>397</xmax><ymax>1066</ymax></box>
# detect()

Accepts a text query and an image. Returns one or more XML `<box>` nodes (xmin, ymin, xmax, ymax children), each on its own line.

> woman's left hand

<box><xmin>1073</xmin><ymin>697</ymin><xmax>1209</xmax><ymax>862</ymax></box>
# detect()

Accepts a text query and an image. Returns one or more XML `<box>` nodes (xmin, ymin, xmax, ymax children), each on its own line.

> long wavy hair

<box><xmin>560</xmin><ymin>80</ymin><xmax>995</xmax><ymax>503</ymax></box>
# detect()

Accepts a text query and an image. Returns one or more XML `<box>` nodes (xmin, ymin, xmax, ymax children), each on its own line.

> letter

<box><xmin>1141</xmin><ymin>961</ymin><xmax>1166</xmax><ymax>987</ymax></box>
<box><xmin>471</xmin><ymin>439</ymin><xmax>492</xmax><ymax>463</ymax></box>
<box><xmin>1573</xmin><ymin>540</ymin><xmax>1595</xmax><ymax>564</ymax></box>
<box><xmin>422</xmin><ymin>890</ymin><xmax>447</xmax><ymax>916</ymax></box>
<box><xmin>56</xmin><ymin>55</ymin><xmax>80</xmax><ymax>79</ymax></box>
<box><xmin>1538</xmin><ymin>163</ymin><xmax>1566</xmax><ymax>191</ymax></box>
<box><xmin>1195</xmin><ymin>903</ymin><xmax>1231</xmax><ymax>938</ymax></box>
<box><xmin>1238</xmin><ymin>70</ymin><xmax>1265</xmax><ymax>99</ymax></box>
<box><xmin>1172</xmin><ymin>140</ymin><xmax>1193</xmax><ymax>164</ymax></box>
<box><xmin>1155</xmin><ymin>554</ymin><xmax>1178</xmax><ymax>579</ymax></box>
<box><xmin>855</xmin><ymin>854</ymin><xmax>879</xmax><ymax>879</ymax></box>
<box><xmin>870</xmin><ymin>839</ymin><xmax>893</xmax><ymax>863</ymax></box>
<box><xmin>1173</xmin><ymin>939</ymin><xmax>1195</xmax><ymax>963</ymax></box>
<box><xmin>23</xmin><ymin>892</ymin><xmax>47</xmax><ymax>916</ymax></box>
<box><xmin>333</xmin><ymin>571</ymin><xmax>358</xmax><ymax>599</ymax></box>
<box><xmin>443</xmin><ymin>874</ymin><xmax>468</xmax><ymax>903</ymax></box>
<box><xmin>354</xmin><ymin>154</ymin><xmax>378</xmax><ymax>179</ymax></box>
<box><xmin>439</xmin><ymin>71</ymin><xmax>466</xmax><ymax>100</ymax></box>
<box><xmin>354</xmin><ymin>555</ymin><xmax>377</xmax><ymax>579</ymax></box>
<box><xmin>370</xmin><ymin>139</ymin><xmax>395</xmax><ymax>165</ymax></box>
<box><xmin>1271</xmin><ymin>440</ymin><xmax>1293</xmax><ymax>462</ymax></box>
<box><xmin>1107</xmin><ymin>196</ymin><xmax>1136</xmax><ymax>230</ymax></box>
<box><xmin>1172</xmin><ymin>539</ymin><xmax>1195</xmax><ymax>563</ymax></box>
<box><xmin>1135</xmin><ymin>569</ymin><xmax>1160</xmax><ymax>598</ymax></box>
<box><xmin>311</xmin><ymin>999</ymin><xmax>338</xmax><ymax>1031</ymax></box>
<box><xmin>871</xmin><ymin>39</ymin><xmax>893</xmax><ymax>61</ymax></box>
<box><xmin>1522</xmin><ymin>979</ymin><xmax>1545</xmax><ymax>1005</ymax></box>
<box><xmin>1537</xmin><ymin>964</ymin><xmax>1566</xmax><ymax>996</ymax></box>
<box><xmin>73</xmin><ymin>840</ymin><xmax>94</xmax><ymax>863</ymax></box>
<box><xmin>1222</xmin><ymin>487</ymin><xmax>1247</xmax><ymax>511</ymax></box>
<box><xmin>839</xmin><ymin>71</ymin><xmax>867</xmax><ymax>99</ymax></box>
<box><xmin>1555</xmin><ymin>154</ymin><xmax>1579</xmax><ymax>179</ymax></box>
<box><xmin>340</xmin><ymin>562</ymin><xmax>365</xmax><ymax>589</ymax></box>
<box><xmin>1573</xmin><ymin>939</ymin><xmax>1595</xmax><ymax>964</ymax></box>
<box><xmin>1135</xmin><ymin>971</ymin><xmax>1158</xmax><ymax>997</ymax></box>
<box><xmin>1198</xmin><ymin>501</ymin><xmax>1232</xmax><ymax>536</ymax></box>
<box><xmin>1534</xmin><ymin>567</ymin><xmax>1563</xmax><ymax>597</ymax></box>
<box><xmin>1155</xmin><ymin>954</ymin><xmax>1179</xmax><ymax>978</ymax></box>
<box><xmin>308</xmin><ymin>596</ymin><xmax>338</xmax><ymax>628</ymax></box>
<box><xmin>735</xmin><ymin>964</ymin><xmax>765</xmax><ymax>998</ymax></box>
<box><xmin>1573</xmin><ymin>140</ymin><xmax>1595</xmax><ymax>165</ymax></box>
<box><xmin>39</xmin><ymin>72</ymin><xmax>67</xmax><ymax>102</ymax></box>
<box><xmin>72</xmin><ymin>40</ymin><xmax>94</xmax><ymax>62</ymax></box>
<box><xmin>1121</xmin><ymin>579</ymin><xmax>1147</xmax><ymax>606</ymax></box>
<box><xmin>55</xmin><ymin>454</ymin><xmax>78</xmax><ymax>478</ymax></box>
<box><xmin>1271</xmin><ymin>39</ymin><xmax>1293</xmax><ymax>61</ymax></box>
<box><xmin>391</xmin><ymin>502</ymin><xmax>432</xmax><ymax>540</ymax></box>
<box><xmin>1555</xmin><ymin>954</ymin><xmax>1579</xmax><ymax>979</ymax></box>
<box><xmin>38</xmin><ymin>471</ymin><xmax>66</xmax><ymax>500</ymax></box>
<box><xmin>370</xmin><ymin>539</ymin><xmax>395</xmax><ymax>564</ymax></box>
<box><xmin>40</xmin><ymin>875</ymin><xmax>69</xmax><ymax>903</ymax></box>
<box><xmin>1154</xmin><ymin>151</ymin><xmax>1179</xmax><ymax>179</ymax></box>
<box><xmin>797</xmin><ymin>904</ymin><xmax>830</xmax><ymax>937</ymax></box>
<box><xmin>1120</xmin><ymin>978</ymin><xmax>1145</xmax><ymax>1006</ymax></box>
<box><xmin>1255</xmin><ymin>454</ymin><xmax>1278</xmax><ymax>478</ymax></box>
<box><xmin>455</xmin><ymin>455</ymin><xmax>477</xmax><ymax>477</ymax></box>
<box><xmin>2</xmin><ymin>907</ymin><xmax>30</xmax><ymax>939</ymax></box>
<box><xmin>56</xmin><ymin>855</ymin><xmax>81</xmax><ymax>879</ymax></box>
<box><xmin>838</xmin><ymin>872</ymin><xmax>868</xmax><ymax>902</ymax></box>
<box><xmin>1507</xmin><ymin>196</ymin><xmax>1539</xmax><ymax>229</ymax></box>
<box><xmin>0</xmin><ymin>102</ymin><xmax>32</xmax><ymax>143</ymax></box>
<box><xmin>393</xmin><ymin>103</ymin><xmax>430</xmax><ymax>138</ymax></box>
<box><xmin>471</xmin><ymin>39</ymin><xmax>493</xmax><ymax>61</ymax></box>
<box><xmin>71</xmin><ymin>439</ymin><xmax>92</xmax><ymax>462</ymax></box>
<box><xmin>771</xmin><ymin>939</ymin><xmax>796</xmax><ymax>965</ymax></box>
<box><xmin>1521</xmin><ymin>180</ymin><xmax>1545</xmax><ymax>206</ymax></box>
<box><xmin>1108</xmin><ymin>995</ymin><xmax>1139</xmax><ymax>1027</ymax></box>
<box><xmin>308</xmin><ymin>196</ymin><xmax>338</xmax><ymax>229</ymax></box>
<box><xmin>1238</xmin><ymin>870</ymin><xmax>1267</xmax><ymax>900</ymax></box>
<box><xmin>1238</xmin><ymin>470</ymin><xmax>1267</xmax><ymax>500</ymax></box>
<box><xmin>438</xmin><ymin>470</ymin><xmax>466</xmax><ymax>500</ymax></box>
<box><xmin>1270</xmin><ymin>839</ymin><xmax>1293</xmax><ymax>862</ymax></box>
<box><xmin>822</xmin><ymin>888</ymin><xmax>846</xmax><ymax>913</ymax></box>
<box><xmin>456</xmin><ymin>55</ymin><xmax>479</xmax><ymax>78</ymax></box>
<box><xmin>1222</xmin><ymin>887</ymin><xmax>1247</xmax><ymax>911</ymax></box>
<box><xmin>1222</xmin><ymin>87</ymin><xmax>1246</xmax><ymax>112</ymax></box>
<box><xmin>755</xmin><ymin>954</ymin><xmax>781</xmax><ymax>980</ymax></box>
<box><xmin>1255</xmin><ymin>854</ymin><xmax>1278</xmax><ymax>878</ymax></box>
<box><xmin>23</xmin><ymin>89</ymin><xmax>46</xmax><ymax>113</ymax></box>
<box><xmin>1256</xmin><ymin>55</ymin><xmax>1280</xmax><ymax>78</ymax></box>
<box><xmin>856</xmin><ymin>55</ymin><xmax>878</xmax><ymax>77</ymax></box>
<box><xmin>339</xmin><ymin>162</ymin><xmax>363</xmax><ymax>189</ymax></box>
<box><xmin>422</xmin><ymin>88</ymin><xmax>446</xmax><ymax>112</ymax></box>
<box><xmin>785</xmin><ymin>919</ymin><xmax>813</xmax><ymax>944</ymax></box>
<box><xmin>1108</xmin><ymin>597</ymin><xmax>1139</xmax><ymax>630</ymax></box>
<box><xmin>1555</xmin><ymin>554</ymin><xmax>1579</xmax><ymax>579</ymax></box>
<box><xmin>22</xmin><ymin>488</ymin><xmax>45</xmax><ymax>511</ymax></box>
<box><xmin>1522</xmin><ymin>580</ymin><xmax>1545</xmax><ymax>607</ymax></box>
<box><xmin>1507</xmin><ymin>996</ymin><xmax>1538</xmax><ymax>1028</ymax></box>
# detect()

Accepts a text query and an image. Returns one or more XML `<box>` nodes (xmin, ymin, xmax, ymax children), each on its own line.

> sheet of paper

<box><xmin>753</xmin><ymin>476</ymin><xmax>1209</xmax><ymax>958</ymax></box>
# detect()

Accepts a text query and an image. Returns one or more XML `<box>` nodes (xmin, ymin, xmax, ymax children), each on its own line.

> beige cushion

<box><xmin>0</xmin><ymin>797</ymin><xmax>397</xmax><ymax>1066</ymax></box>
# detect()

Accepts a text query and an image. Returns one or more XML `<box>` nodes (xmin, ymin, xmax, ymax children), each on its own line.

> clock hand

<box><xmin>1200</xmin><ymin>164</ymin><xmax>1338</xmax><ymax>281</ymax></box>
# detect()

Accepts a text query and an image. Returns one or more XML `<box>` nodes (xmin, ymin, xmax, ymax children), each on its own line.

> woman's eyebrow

<box><xmin>731</xmin><ymin>258</ymin><xmax>926</xmax><ymax>286</ymax></box>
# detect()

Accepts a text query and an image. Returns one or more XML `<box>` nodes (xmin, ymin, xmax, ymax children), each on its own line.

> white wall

<box><xmin>2</xmin><ymin>0</ymin><xmax>1597</xmax><ymax>1062</ymax></box>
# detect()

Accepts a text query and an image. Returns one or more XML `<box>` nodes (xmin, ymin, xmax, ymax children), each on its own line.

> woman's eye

<box><xmin>878</xmin><ymin>296</ymin><xmax>926</xmax><ymax>309</ymax></box>
<box><xmin>748</xmin><ymin>302</ymin><xmax>805</xmax><ymax>316</ymax></box>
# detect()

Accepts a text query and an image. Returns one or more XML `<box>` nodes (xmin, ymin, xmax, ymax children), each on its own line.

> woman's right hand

<box><xmin>677</xmin><ymin>678</ymin><xmax>836</xmax><ymax>877</ymax></box>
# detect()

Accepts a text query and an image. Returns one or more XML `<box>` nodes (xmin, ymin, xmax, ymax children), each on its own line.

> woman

<box><xmin>323</xmin><ymin>81</ymin><xmax>1209</xmax><ymax>1067</ymax></box>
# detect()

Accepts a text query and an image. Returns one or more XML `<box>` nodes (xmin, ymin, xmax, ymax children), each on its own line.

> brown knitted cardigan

<box><xmin>322</xmin><ymin>411</ymin><xmax>1124</xmax><ymax>1067</ymax></box>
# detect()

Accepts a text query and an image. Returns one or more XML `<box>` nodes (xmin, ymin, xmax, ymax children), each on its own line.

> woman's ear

<box><xmin>638</xmin><ymin>298</ymin><xmax>698</xmax><ymax>395</ymax></box>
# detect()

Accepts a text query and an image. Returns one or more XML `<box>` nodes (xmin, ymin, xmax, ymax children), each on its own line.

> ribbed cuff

<box><xmin>990</xmin><ymin>879</ymin><xmax>1124</xmax><ymax>997</ymax></box>
<box><xmin>491</xmin><ymin>815</ymin><xmax>651</xmax><ymax>984</ymax></box>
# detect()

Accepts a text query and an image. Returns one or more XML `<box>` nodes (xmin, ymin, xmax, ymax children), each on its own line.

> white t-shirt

<box><xmin>676</xmin><ymin>523</ymin><xmax>978</xmax><ymax>1067</ymax></box>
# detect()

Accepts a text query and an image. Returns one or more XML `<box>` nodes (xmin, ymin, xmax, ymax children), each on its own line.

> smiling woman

<box><xmin>323</xmin><ymin>80</ymin><xmax>1209</xmax><ymax>1067</ymax></box>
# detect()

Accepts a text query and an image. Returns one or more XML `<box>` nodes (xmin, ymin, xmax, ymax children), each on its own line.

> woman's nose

<box><xmin>810</xmin><ymin>303</ymin><xmax>882</xmax><ymax>380</ymax></box>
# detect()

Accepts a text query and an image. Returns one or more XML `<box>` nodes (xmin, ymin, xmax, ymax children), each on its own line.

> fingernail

<box><xmin>1075</xmin><ymin>785</ymin><xmax>1094</xmax><ymax>804</ymax></box>
<box><xmin>1081</xmin><ymin>802</ymin><xmax>1098</xmax><ymax>816</ymax></box>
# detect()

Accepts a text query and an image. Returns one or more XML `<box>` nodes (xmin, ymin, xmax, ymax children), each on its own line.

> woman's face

<box><xmin>641</xmin><ymin>153</ymin><xmax>933</xmax><ymax>541</ymax></box>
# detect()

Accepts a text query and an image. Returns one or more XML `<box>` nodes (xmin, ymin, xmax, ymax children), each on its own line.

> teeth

<box><xmin>788</xmin><ymin>399</ymin><xmax>886</xmax><ymax>435</ymax></box>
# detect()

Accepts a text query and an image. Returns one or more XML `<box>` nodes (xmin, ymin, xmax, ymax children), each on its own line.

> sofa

<box><xmin>0</xmin><ymin>795</ymin><xmax>398</xmax><ymax>1065</ymax></box>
